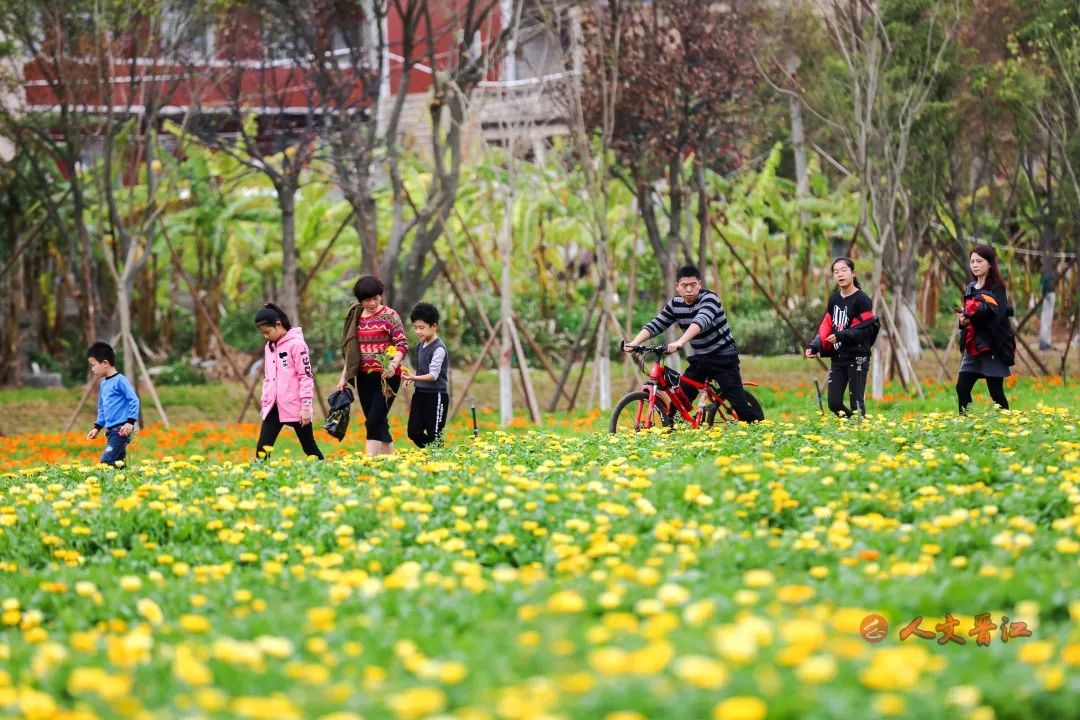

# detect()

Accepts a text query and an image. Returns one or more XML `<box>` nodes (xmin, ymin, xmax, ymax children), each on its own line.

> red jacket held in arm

<box><xmin>810</xmin><ymin>309</ymin><xmax>877</xmax><ymax>356</ymax></box>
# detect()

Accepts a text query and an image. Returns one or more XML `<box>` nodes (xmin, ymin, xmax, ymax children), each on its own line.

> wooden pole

<box><xmin>448</xmin><ymin>318</ymin><xmax>503</xmax><ymax>422</ymax></box>
<box><xmin>915</xmin><ymin>317</ymin><xmax>951</xmax><ymax>379</ymax></box>
<box><xmin>548</xmin><ymin>290</ymin><xmax>601</xmax><ymax>411</ymax></box>
<box><xmin>64</xmin><ymin>375</ymin><xmax>101</xmax><ymax>433</ymax></box>
<box><xmin>513</xmin><ymin>312</ymin><xmax>573</xmax><ymax>407</ymax></box>
<box><xmin>126</xmin><ymin>331</ymin><xmax>171</xmax><ymax>428</ymax></box>
<box><xmin>237</xmin><ymin>375</ymin><xmax>260</xmax><ymax>424</ymax></box>
<box><xmin>878</xmin><ymin>302</ymin><xmax>923</xmax><ymax>398</ymax></box>
<box><xmin>568</xmin><ymin>317</ymin><xmax>601</xmax><ymax>411</ymax></box>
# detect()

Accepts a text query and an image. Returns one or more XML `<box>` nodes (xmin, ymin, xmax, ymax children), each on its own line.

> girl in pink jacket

<box><xmin>255</xmin><ymin>304</ymin><xmax>324</xmax><ymax>460</ymax></box>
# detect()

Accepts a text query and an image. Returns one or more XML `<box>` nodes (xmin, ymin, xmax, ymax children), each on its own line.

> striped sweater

<box><xmin>356</xmin><ymin>306</ymin><xmax>409</xmax><ymax>374</ymax></box>
<box><xmin>642</xmin><ymin>289</ymin><xmax>737</xmax><ymax>357</ymax></box>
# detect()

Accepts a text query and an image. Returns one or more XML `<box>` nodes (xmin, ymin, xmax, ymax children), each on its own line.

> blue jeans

<box><xmin>100</xmin><ymin>426</ymin><xmax>132</xmax><ymax>466</ymax></box>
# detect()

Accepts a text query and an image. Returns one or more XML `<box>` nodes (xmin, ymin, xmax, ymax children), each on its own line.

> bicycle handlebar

<box><xmin>622</xmin><ymin>343</ymin><xmax>669</xmax><ymax>354</ymax></box>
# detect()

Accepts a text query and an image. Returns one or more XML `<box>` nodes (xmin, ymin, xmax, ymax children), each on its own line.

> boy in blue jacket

<box><xmin>85</xmin><ymin>342</ymin><xmax>140</xmax><ymax>466</ymax></box>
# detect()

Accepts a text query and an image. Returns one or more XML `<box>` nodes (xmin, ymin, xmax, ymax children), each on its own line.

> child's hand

<box><xmin>805</xmin><ymin>348</ymin><xmax>818</xmax><ymax>359</ymax></box>
<box><xmin>87</xmin><ymin>427</ymin><xmax>99</xmax><ymax>440</ymax></box>
<box><xmin>300</xmin><ymin>410</ymin><xmax>312</xmax><ymax>426</ymax></box>
<box><xmin>825</xmin><ymin>334</ymin><xmax>837</xmax><ymax>346</ymax></box>
<box><xmin>401</xmin><ymin>369</ymin><xmax>414</xmax><ymax>382</ymax></box>
<box><xmin>118</xmin><ymin>423</ymin><xmax>134</xmax><ymax>437</ymax></box>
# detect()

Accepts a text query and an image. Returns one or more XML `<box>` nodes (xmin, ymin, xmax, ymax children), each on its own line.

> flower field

<box><xmin>1</xmin><ymin>398</ymin><xmax>1079</xmax><ymax>718</ymax></box>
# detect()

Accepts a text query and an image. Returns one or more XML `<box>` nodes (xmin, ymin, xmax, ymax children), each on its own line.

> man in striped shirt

<box><xmin>625</xmin><ymin>265</ymin><xmax>763</xmax><ymax>422</ymax></box>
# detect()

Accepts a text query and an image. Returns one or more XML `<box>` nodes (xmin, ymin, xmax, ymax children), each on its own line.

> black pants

<box><xmin>956</xmin><ymin>372</ymin><xmax>1009</xmax><ymax>413</ymax></box>
<box><xmin>354</xmin><ymin>372</ymin><xmax>401</xmax><ymax>443</ymax></box>
<box><xmin>256</xmin><ymin>404</ymin><xmax>324</xmax><ymax>460</ymax></box>
<box><xmin>408</xmin><ymin>391</ymin><xmax>449</xmax><ymax>448</ymax></box>
<box><xmin>828</xmin><ymin>357</ymin><xmax>869</xmax><ymax>417</ymax></box>
<box><xmin>680</xmin><ymin>354</ymin><xmax>763</xmax><ymax>423</ymax></box>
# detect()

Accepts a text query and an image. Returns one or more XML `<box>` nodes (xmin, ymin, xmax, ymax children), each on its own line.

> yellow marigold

<box><xmin>672</xmin><ymin>654</ymin><xmax>728</xmax><ymax>689</ymax></box>
<box><xmin>136</xmin><ymin>598</ymin><xmax>164</xmax><ymax>626</ymax></box>
<box><xmin>119</xmin><ymin>576</ymin><xmax>142</xmax><ymax>592</ymax></box>
<box><xmin>588</xmin><ymin>647</ymin><xmax>630</xmax><ymax>675</ymax></box>
<box><xmin>873</xmin><ymin>693</ymin><xmax>907</xmax><ymax>716</ymax></box>
<box><xmin>795</xmin><ymin>654</ymin><xmax>837</xmax><ymax>684</ymax></box>
<box><xmin>387</xmin><ymin>687</ymin><xmax>446</xmax><ymax>720</ymax></box>
<box><xmin>546</xmin><ymin>590</ymin><xmax>586</xmax><ymax>614</ymax></box>
<box><xmin>179</xmin><ymin>614</ymin><xmax>211</xmax><ymax>633</ymax></box>
<box><xmin>1062</xmin><ymin>643</ymin><xmax>1080</xmax><ymax>667</ymax></box>
<box><xmin>629</xmin><ymin>641</ymin><xmax>674</xmax><ymax>675</ymax></box>
<box><xmin>711</xmin><ymin>696</ymin><xmax>767</xmax><ymax>720</ymax></box>
<box><xmin>1018</xmin><ymin>641</ymin><xmax>1054</xmax><ymax>665</ymax></box>
<box><xmin>173</xmin><ymin>646</ymin><xmax>212</xmax><ymax>687</ymax></box>
<box><xmin>743</xmin><ymin>569</ymin><xmax>774</xmax><ymax>587</ymax></box>
<box><xmin>776</xmin><ymin>584</ymin><xmax>815</xmax><ymax>604</ymax></box>
<box><xmin>683</xmin><ymin>599</ymin><xmax>715</xmax><ymax>626</ymax></box>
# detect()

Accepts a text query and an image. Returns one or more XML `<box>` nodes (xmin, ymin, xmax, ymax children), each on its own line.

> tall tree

<box><xmin>580</xmin><ymin>0</ymin><xmax>760</xmax><ymax>290</ymax></box>
<box><xmin>382</xmin><ymin>0</ymin><xmax>513</xmax><ymax>314</ymax></box>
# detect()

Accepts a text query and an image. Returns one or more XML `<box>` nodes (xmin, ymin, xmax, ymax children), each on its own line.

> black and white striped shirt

<box><xmin>642</xmin><ymin>289</ymin><xmax>737</xmax><ymax>357</ymax></box>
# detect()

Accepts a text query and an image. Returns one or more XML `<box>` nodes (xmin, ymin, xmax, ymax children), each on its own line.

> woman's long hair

<box><xmin>831</xmin><ymin>257</ymin><xmax>862</xmax><ymax>289</ymax></box>
<box><xmin>254</xmin><ymin>303</ymin><xmax>292</xmax><ymax>330</ymax></box>
<box><xmin>970</xmin><ymin>245</ymin><xmax>1005</xmax><ymax>289</ymax></box>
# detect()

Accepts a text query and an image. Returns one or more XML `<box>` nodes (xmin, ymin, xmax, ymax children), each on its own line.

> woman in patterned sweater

<box><xmin>338</xmin><ymin>275</ymin><xmax>409</xmax><ymax>455</ymax></box>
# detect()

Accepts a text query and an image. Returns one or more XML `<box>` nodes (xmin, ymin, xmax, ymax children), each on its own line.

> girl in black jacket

<box><xmin>805</xmin><ymin>258</ymin><xmax>880</xmax><ymax>416</ymax></box>
<box><xmin>957</xmin><ymin>245</ymin><xmax>1014</xmax><ymax>412</ymax></box>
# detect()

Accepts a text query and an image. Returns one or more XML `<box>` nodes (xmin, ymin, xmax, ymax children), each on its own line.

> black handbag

<box><xmin>324</xmin><ymin>387</ymin><xmax>354</xmax><ymax>441</ymax></box>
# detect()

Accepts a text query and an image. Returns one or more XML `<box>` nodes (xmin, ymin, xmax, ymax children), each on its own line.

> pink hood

<box><xmin>261</xmin><ymin>326</ymin><xmax>315</xmax><ymax>422</ymax></box>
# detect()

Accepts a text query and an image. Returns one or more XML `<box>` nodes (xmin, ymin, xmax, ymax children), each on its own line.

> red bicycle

<box><xmin>609</xmin><ymin>344</ymin><xmax>763</xmax><ymax>433</ymax></box>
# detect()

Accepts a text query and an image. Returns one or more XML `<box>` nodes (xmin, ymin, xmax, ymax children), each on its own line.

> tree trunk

<box><xmin>499</xmin><ymin>180</ymin><xmax>514</xmax><ymax>426</ymax></box>
<box><xmin>355</xmin><ymin>190</ymin><xmax>380</xmax><ymax>276</ymax></box>
<box><xmin>787</xmin><ymin>50</ymin><xmax>809</xmax><ymax>212</ymax></box>
<box><xmin>279</xmin><ymin>183</ymin><xmax>299</xmax><ymax>323</ymax></box>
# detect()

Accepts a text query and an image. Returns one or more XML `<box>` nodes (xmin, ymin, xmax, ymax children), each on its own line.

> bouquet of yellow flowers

<box><xmin>377</xmin><ymin>346</ymin><xmax>410</xmax><ymax>398</ymax></box>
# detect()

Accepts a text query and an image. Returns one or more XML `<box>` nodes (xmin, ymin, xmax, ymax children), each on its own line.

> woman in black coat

<box><xmin>956</xmin><ymin>245</ymin><xmax>1015</xmax><ymax>412</ymax></box>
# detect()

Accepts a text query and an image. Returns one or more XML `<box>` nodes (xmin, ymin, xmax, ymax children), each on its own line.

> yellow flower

<box><xmin>743</xmin><ymin>569</ymin><xmax>774</xmax><ymax>587</ymax></box>
<box><xmin>66</xmin><ymin>666</ymin><xmax>133</xmax><ymax>700</ymax></box>
<box><xmin>712</xmin><ymin>696</ymin><xmax>767</xmax><ymax>720</ymax></box>
<box><xmin>795</xmin><ymin>655</ymin><xmax>837</xmax><ymax>684</ymax></box>
<box><xmin>873</xmin><ymin>693</ymin><xmax>907</xmax><ymax>716</ymax></box>
<box><xmin>174</xmin><ymin>645</ymin><xmax>213</xmax><ymax>686</ymax></box>
<box><xmin>546</xmin><ymin>590</ymin><xmax>586</xmax><ymax>613</ymax></box>
<box><xmin>119</xmin><ymin>576</ymin><xmax>142</xmax><ymax>592</ymax></box>
<box><xmin>136</xmin><ymin>598</ymin><xmax>164</xmax><ymax>626</ymax></box>
<box><xmin>672</xmin><ymin>654</ymin><xmax>728</xmax><ymax>688</ymax></box>
<box><xmin>387</xmin><ymin>687</ymin><xmax>446</xmax><ymax>720</ymax></box>
<box><xmin>1018</xmin><ymin>641</ymin><xmax>1054</xmax><ymax>664</ymax></box>
<box><xmin>588</xmin><ymin>647</ymin><xmax>630</xmax><ymax>675</ymax></box>
<box><xmin>179</xmin><ymin>614</ymin><xmax>211</xmax><ymax>633</ymax></box>
<box><xmin>944</xmin><ymin>685</ymin><xmax>981</xmax><ymax>708</ymax></box>
<box><xmin>776</xmin><ymin>584</ymin><xmax>815</xmax><ymax>604</ymax></box>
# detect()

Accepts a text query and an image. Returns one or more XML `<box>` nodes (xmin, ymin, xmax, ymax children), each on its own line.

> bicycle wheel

<box><xmin>609</xmin><ymin>391</ymin><xmax>672</xmax><ymax>433</ymax></box>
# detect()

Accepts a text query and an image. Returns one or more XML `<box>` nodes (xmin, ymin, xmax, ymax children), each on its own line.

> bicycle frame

<box><xmin>635</xmin><ymin>347</ymin><xmax>758</xmax><ymax>429</ymax></box>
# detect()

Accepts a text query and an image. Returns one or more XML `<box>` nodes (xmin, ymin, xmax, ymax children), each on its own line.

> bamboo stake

<box><xmin>448</xmin><ymin>318</ymin><xmax>503</xmax><ymax>422</ymax></box>
<box><xmin>548</xmin><ymin>290</ymin><xmax>601</xmax><ymax>411</ymax></box>
<box><xmin>509</xmin><ymin>321</ymin><xmax>543</xmax><ymax>425</ymax></box>
<box><xmin>126</xmin><ymin>330</ymin><xmax>171</xmax><ymax>428</ymax></box>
